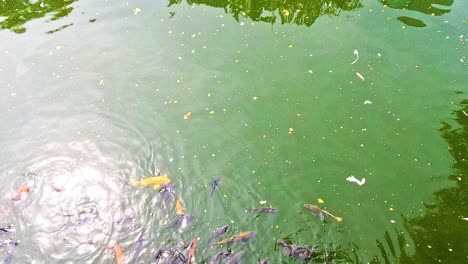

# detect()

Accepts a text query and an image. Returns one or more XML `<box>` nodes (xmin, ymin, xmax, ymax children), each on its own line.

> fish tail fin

<box><xmin>132</xmin><ymin>180</ymin><xmax>141</xmax><ymax>187</ymax></box>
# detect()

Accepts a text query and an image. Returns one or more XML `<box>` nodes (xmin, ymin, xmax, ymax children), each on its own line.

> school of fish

<box><xmin>1</xmin><ymin>173</ymin><xmax>343</xmax><ymax>263</ymax></box>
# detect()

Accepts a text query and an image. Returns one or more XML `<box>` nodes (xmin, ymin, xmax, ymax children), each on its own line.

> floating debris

<box><xmin>356</xmin><ymin>72</ymin><xmax>365</xmax><ymax>81</ymax></box>
<box><xmin>133</xmin><ymin>8</ymin><xmax>141</xmax><ymax>15</ymax></box>
<box><xmin>184</xmin><ymin>112</ymin><xmax>192</xmax><ymax>120</ymax></box>
<box><xmin>351</xmin><ymin>49</ymin><xmax>359</xmax><ymax>64</ymax></box>
<box><xmin>346</xmin><ymin>175</ymin><xmax>366</xmax><ymax>185</ymax></box>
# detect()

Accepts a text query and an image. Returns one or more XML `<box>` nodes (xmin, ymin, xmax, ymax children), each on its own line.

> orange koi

<box><xmin>215</xmin><ymin>231</ymin><xmax>256</xmax><ymax>245</ymax></box>
<box><xmin>188</xmin><ymin>238</ymin><xmax>197</xmax><ymax>264</ymax></box>
<box><xmin>105</xmin><ymin>244</ymin><xmax>125</xmax><ymax>264</ymax></box>
<box><xmin>16</xmin><ymin>187</ymin><xmax>30</xmax><ymax>193</ymax></box>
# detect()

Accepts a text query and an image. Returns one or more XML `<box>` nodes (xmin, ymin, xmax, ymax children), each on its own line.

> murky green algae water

<box><xmin>0</xmin><ymin>0</ymin><xmax>467</xmax><ymax>263</ymax></box>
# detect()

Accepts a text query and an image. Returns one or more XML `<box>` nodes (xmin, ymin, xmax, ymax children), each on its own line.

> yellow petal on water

<box><xmin>208</xmin><ymin>92</ymin><xmax>211</xmax><ymax>97</ymax></box>
<box><xmin>259</xmin><ymin>200</ymin><xmax>267</xmax><ymax>205</ymax></box>
<box><xmin>334</xmin><ymin>216</ymin><xmax>343</xmax><ymax>222</ymax></box>
<box><xmin>389</xmin><ymin>207</ymin><xmax>394</xmax><ymax>211</ymax></box>
<box><xmin>288</xmin><ymin>44</ymin><xmax>293</xmax><ymax>48</ymax></box>
<box><xmin>133</xmin><ymin>8</ymin><xmax>141</xmax><ymax>15</ymax></box>
<box><xmin>99</xmin><ymin>79</ymin><xmax>104</xmax><ymax>86</ymax></box>
<box><xmin>317</xmin><ymin>198</ymin><xmax>324</xmax><ymax>204</ymax></box>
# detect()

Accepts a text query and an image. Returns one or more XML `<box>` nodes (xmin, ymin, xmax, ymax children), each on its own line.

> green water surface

<box><xmin>0</xmin><ymin>0</ymin><xmax>467</xmax><ymax>263</ymax></box>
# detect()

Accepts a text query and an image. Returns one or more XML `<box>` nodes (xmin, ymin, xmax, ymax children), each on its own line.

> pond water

<box><xmin>0</xmin><ymin>0</ymin><xmax>467</xmax><ymax>263</ymax></box>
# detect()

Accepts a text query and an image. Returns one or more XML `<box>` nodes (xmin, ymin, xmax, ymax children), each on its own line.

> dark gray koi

<box><xmin>210</xmin><ymin>177</ymin><xmax>220</xmax><ymax>197</ymax></box>
<box><xmin>247</xmin><ymin>207</ymin><xmax>278</xmax><ymax>213</ymax></box>
<box><xmin>225</xmin><ymin>251</ymin><xmax>245</xmax><ymax>264</ymax></box>
<box><xmin>209</xmin><ymin>251</ymin><xmax>231</xmax><ymax>263</ymax></box>
<box><xmin>208</xmin><ymin>225</ymin><xmax>229</xmax><ymax>243</ymax></box>
<box><xmin>164</xmin><ymin>214</ymin><xmax>193</xmax><ymax>229</ymax></box>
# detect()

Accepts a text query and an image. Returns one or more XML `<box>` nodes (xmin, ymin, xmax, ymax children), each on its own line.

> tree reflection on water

<box><xmin>169</xmin><ymin>0</ymin><xmax>455</xmax><ymax>28</ymax></box>
<box><xmin>168</xmin><ymin>0</ymin><xmax>364</xmax><ymax>26</ymax></box>
<box><xmin>0</xmin><ymin>0</ymin><xmax>76</xmax><ymax>34</ymax></box>
<box><xmin>404</xmin><ymin>99</ymin><xmax>467</xmax><ymax>262</ymax></box>
<box><xmin>376</xmin><ymin>98</ymin><xmax>468</xmax><ymax>263</ymax></box>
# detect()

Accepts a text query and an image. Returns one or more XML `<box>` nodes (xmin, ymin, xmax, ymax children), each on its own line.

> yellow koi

<box><xmin>175</xmin><ymin>196</ymin><xmax>185</xmax><ymax>215</ymax></box>
<box><xmin>134</xmin><ymin>176</ymin><xmax>171</xmax><ymax>189</ymax></box>
<box><xmin>304</xmin><ymin>204</ymin><xmax>343</xmax><ymax>222</ymax></box>
<box><xmin>215</xmin><ymin>231</ymin><xmax>256</xmax><ymax>245</ymax></box>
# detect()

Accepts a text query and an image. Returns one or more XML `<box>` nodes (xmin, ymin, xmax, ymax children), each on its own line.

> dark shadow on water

<box><xmin>0</xmin><ymin>0</ymin><xmax>76</xmax><ymax>34</ymax></box>
<box><xmin>380</xmin><ymin>0</ymin><xmax>454</xmax><ymax>27</ymax></box>
<box><xmin>375</xmin><ymin>97</ymin><xmax>468</xmax><ymax>263</ymax></box>
<box><xmin>168</xmin><ymin>0</ymin><xmax>364</xmax><ymax>26</ymax></box>
<box><xmin>379</xmin><ymin>0</ymin><xmax>453</xmax><ymax>16</ymax></box>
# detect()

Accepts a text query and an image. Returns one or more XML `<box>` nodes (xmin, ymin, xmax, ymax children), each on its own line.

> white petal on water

<box><xmin>351</xmin><ymin>49</ymin><xmax>359</xmax><ymax>64</ymax></box>
<box><xmin>346</xmin><ymin>175</ymin><xmax>366</xmax><ymax>185</ymax></box>
<box><xmin>356</xmin><ymin>72</ymin><xmax>365</xmax><ymax>81</ymax></box>
<box><xmin>364</xmin><ymin>100</ymin><xmax>372</xmax><ymax>105</ymax></box>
